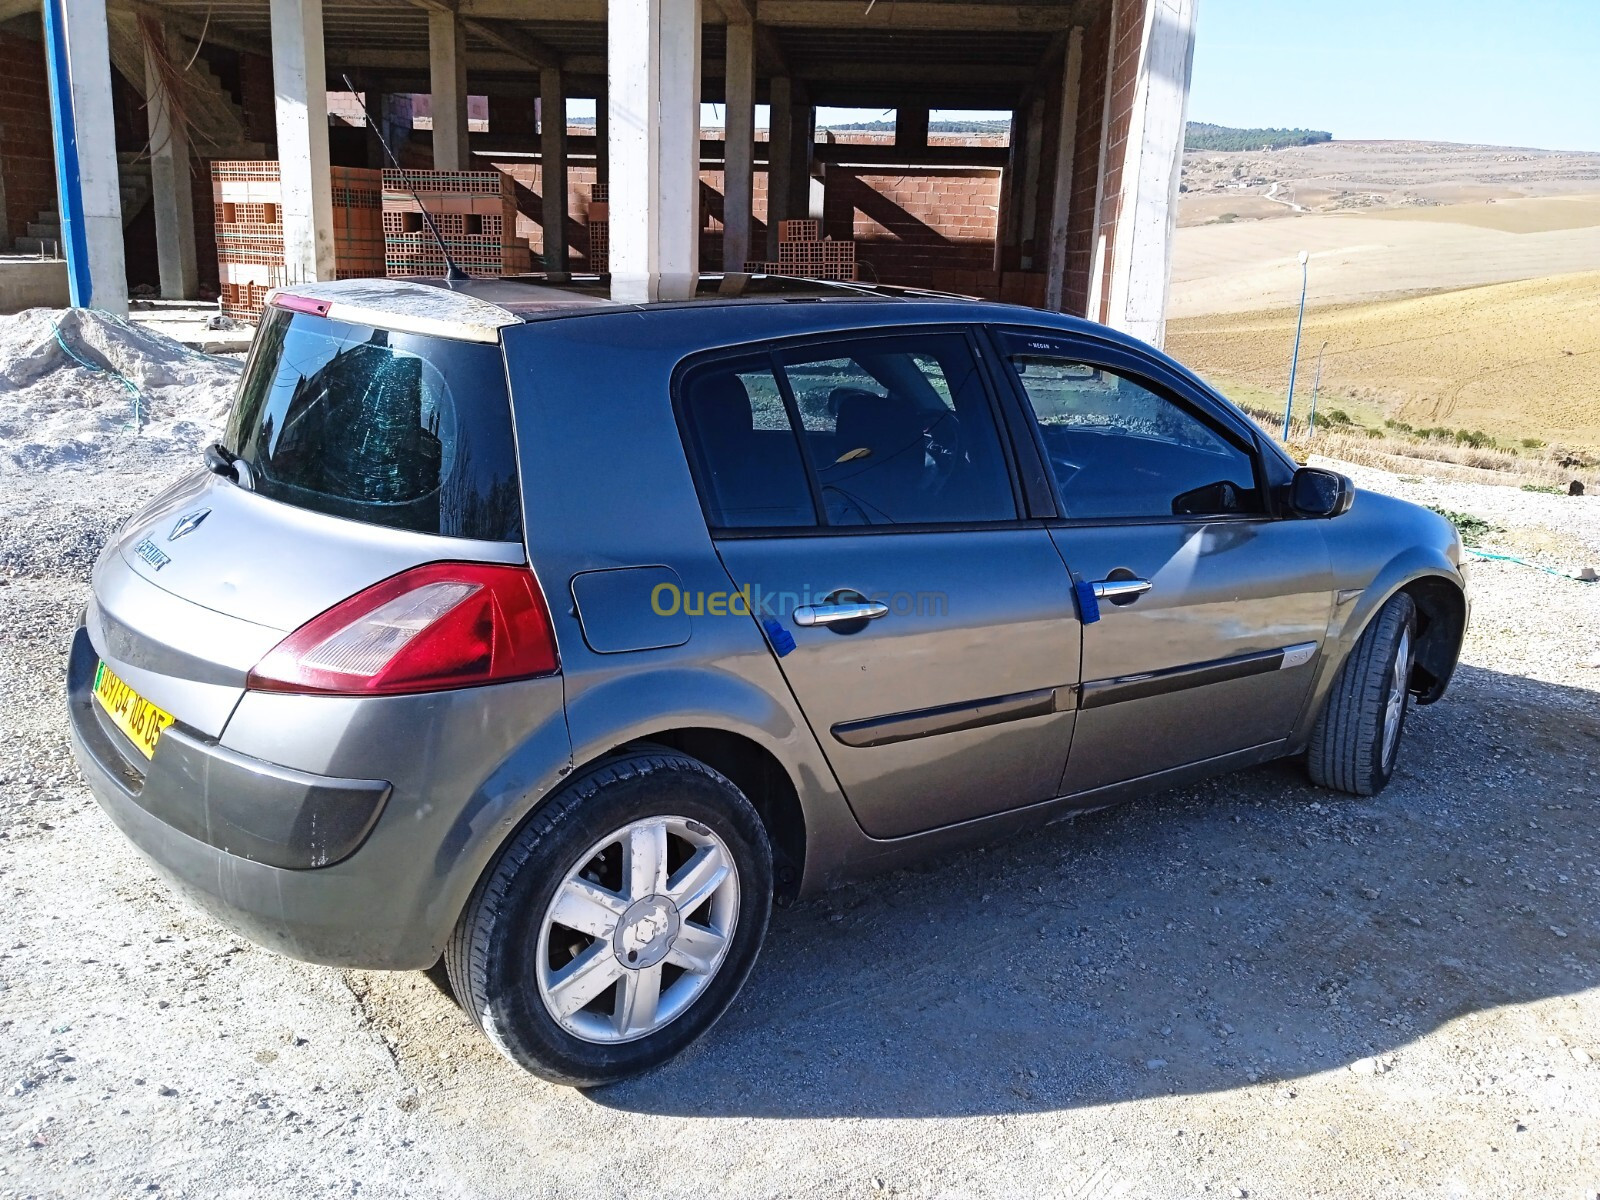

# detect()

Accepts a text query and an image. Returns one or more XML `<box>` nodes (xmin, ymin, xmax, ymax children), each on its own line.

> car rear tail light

<box><xmin>248</xmin><ymin>562</ymin><xmax>559</xmax><ymax>696</ymax></box>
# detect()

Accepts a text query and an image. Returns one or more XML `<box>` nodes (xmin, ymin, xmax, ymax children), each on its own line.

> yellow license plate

<box><xmin>92</xmin><ymin>661</ymin><xmax>174</xmax><ymax>760</ymax></box>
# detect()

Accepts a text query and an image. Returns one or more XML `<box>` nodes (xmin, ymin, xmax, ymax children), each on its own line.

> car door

<box><xmin>675</xmin><ymin>328</ymin><xmax>1081</xmax><ymax>839</ymax></box>
<box><xmin>991</xmin><ymin>327</ymin><xmax>1335</xmax><ymax>797</ymax></box>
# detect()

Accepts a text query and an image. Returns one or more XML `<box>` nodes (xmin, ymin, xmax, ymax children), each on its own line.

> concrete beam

<box><xmin>143</xmin><ymin>21</ymin><xmax>198</xmax><ymax>299</ymax></box>
<box><xmin>1044</xmin><ymin>26</ymin><xmax>1082</xmax><ymax>312</ymax></box>
<box><xmin>42</xmin><ymin>0</ymin><xmax>127</xmax><ymax>314</ymax></box>
<box><xmin>1105</xmin><ymin>0</ymin><xmax>1196</xmax><ymax>347</ymax></box>
<box><xmin>608</xmin><ymin>0</ymin><xmax>702</xmax><ymax>300</ymax></box>
<box><xmin>541</xmin><ymin>65</ymin><xmax>568</xmax><ymax>273</ymax></box>
<box><xmin>721</xmin><ymin>17</ymin><xmax>754</xmax><ymax>271</ymax></box>
<box><xmin>427</xmin><ymin>8</ymin><xmax>469</xmax><ymax>169</ymax></box>
<box><xmin>462</xmin><ymin>16</ymin><xmax>563</xmax><ymax>69</ymax></box>
<box><xmin>457</xmin><ymin>0</ymin><xmax>1070</xmax><ymax>26</ymax></box>
<box><xmin>271</xmin><ymin>0</ymin><xmax>336</xmax><ymax>281</ymax></box>
<box><xmin>755</xmin><ymin>1</ymin><xmax>1074</xmax><ymax>29</ymax></box>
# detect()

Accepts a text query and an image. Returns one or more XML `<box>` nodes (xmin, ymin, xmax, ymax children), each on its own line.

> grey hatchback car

<box><xmin>67</xmin><ymin>275</ymin><xmax>1468</xmax><ymax>1085</ymax></box>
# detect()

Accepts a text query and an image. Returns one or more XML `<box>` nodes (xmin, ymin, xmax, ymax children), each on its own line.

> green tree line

<box><xmin>1186</xmin><ymin>122</ymin><xmax>1332</xmax><ymax>151</ymax></box>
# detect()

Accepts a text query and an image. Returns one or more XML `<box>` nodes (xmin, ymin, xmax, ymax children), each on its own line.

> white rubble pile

<box><xmin>0</xmin><ymin>307</ymin><xmax>240</xmax><ymax>472</ymax></box>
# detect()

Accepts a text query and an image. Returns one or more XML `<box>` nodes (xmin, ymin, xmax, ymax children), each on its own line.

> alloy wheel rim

<box><xmin>1382</xmin><ymin>626</ymin><xmax>1411</xmax><ymax>768</ymax></box>
<box><xmin>535</xmin><ymin>816</ymin><xmax>739</xmax><ymax>1044</ymax></box>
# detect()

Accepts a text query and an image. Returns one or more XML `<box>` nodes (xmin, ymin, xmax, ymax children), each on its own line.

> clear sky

<box><xmin>1188</xmin><ymin>0</ymin><xmax>1600</xmax><ymax>152</ymax></box>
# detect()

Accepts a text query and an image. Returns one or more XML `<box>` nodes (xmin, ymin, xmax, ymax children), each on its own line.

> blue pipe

<box><xmin>40</xmin><ymin>0</ymin><xmax>94</xmax><ymax>308</ymax></box>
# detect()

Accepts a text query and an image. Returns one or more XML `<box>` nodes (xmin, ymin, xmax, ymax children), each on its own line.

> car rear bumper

<box><xmin>66</xmin><ymin>622</ymin><xmax>573</xmax><ymax>969</ymax></box>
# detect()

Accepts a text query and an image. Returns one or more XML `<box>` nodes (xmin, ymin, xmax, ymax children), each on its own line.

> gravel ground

<box><xmin>2</xmin><ymin>386</ymin><xmax>1598</xmax><ymax>1197</ymax></box>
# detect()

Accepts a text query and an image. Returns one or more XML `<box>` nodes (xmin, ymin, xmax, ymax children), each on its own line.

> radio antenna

<box><xmin>341</xmin><ymin>74</ymin><xmax>470</xmax><ymax>285</ymax></box>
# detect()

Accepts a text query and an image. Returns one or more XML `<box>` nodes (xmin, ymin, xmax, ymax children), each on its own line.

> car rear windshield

<box><xmin>223</xmin><ymin>306</ymin><xmax>522</xmax><ymax>542</ymax></box>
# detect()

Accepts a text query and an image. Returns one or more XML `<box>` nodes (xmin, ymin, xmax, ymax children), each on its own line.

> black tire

<box><xmin>1307</xmin><ymin>591</ymin><xmax>1417</xmax><ymax>796</ymax></box>
<box><xmin>446</xmin><ymin>749</ymin><xmax>772</xmax><ymax>1087</ymax></box>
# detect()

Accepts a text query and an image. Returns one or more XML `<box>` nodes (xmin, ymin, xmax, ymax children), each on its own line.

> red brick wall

<box><xmin>483</xmin><ymin>154</ymin><xmax>999</xmax><ymax>292</ymax></box>
<box><xmin>1093</xmin><ymin>0</ymin><xmax>1145</xmax><ymax>322</ymax></box>
<box><xmin>1064</xmin><ymin>2</ymin><xmax>1113</xmax><ymax>314</ymax></box>
<box><xmin>487</xmin><ymin>159</ymin><xmax>774</xmax><ymax>273</ymax></box>
<box><xmin>823</xmin><ymin>167</ymin><xmax>1000</xmax><ymax>295</ymax></box>
<box><xmin>0</xmin><ymin>25</ymin><xmax>58</xmax><ymax>246</ymax></box>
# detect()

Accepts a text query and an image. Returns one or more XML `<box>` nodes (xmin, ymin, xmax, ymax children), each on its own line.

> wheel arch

<box><xmin>1397</xmin><ymin>573</ymin><xmax>1468</xmax><ymax>703</ymax></box>
<box><xmin>613</xmin><ymin>728</ymin><xmax>808</xmax><ymax>906</ymax></box>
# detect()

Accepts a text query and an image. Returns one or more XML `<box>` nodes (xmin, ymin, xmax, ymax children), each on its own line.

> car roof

<box><xmin>274</xmin><ymin>273</ymin><xmax>1029</xmax><ymax>344</ymax></box>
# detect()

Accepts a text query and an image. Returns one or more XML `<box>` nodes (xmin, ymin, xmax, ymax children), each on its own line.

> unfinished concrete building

<box><xmin>0</xmin><ymin>0</ymin><xmax>1196</xmax><ymax>345</ymax></box>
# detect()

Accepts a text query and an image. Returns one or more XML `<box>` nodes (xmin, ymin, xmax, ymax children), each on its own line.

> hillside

<box><xmin>1166</xmin><ymin>271</ymin><xmax>1600</xmax><ymax>452</ymax></box>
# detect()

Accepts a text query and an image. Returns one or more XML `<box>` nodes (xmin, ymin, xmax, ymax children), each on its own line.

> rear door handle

<box><xmin>792</xmin><ymin>600</ymin><xmax>890</xmax><ymax>627</ymax></box>
<box><xmin>1091</xmin><ymin>577</ymin><xmax>1153</xmax><ymax>602</ymax></box>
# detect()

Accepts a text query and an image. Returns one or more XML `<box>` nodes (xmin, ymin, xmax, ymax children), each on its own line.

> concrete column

<box><xmin>721</xmin><ymin>18</ymin><xmax>754</xmax><ymax>272</ymax></box>
<box><xmin>595</xmin><ymin>92</ymin><xmax>609</xmax><ymax>188</ymax></box>
<box><xmin>608</xmin><ymin>0</ymin><xmax>702</xmax><ymax>301</ymax></box>
<box><xmin>895</xmin><ymin>105</ymin><xmax>929</xmax><ymax>153</ymax></box>
<box><xmin>993</xmin><ymin>105</ymin><xmax>1023</xmax><ymax>272</ymax></box>
<box><xmin>541</xmin><ymin>66</ymin><xmax>568</xmax><ymax>274</ymax></box>
<box><xmin>1044</xmin><ymin>27</ymin><xmax>1083</xmax><ymax>312</ymax></box>
<box><xmin>270</xmin><ymin>0</ymin><xmax>335</xmax><ymax>282</ymax></box>
<box><xmin>794</xmin><ymin>104</ymin><xmax>817</xmax><ymax>221</ymax></box>
<box><xmin>1016</xmin><ymin>89</ymin><xmax>1045</xmax><ymax>270</ymax></box>
<box><xmin>1105</xmin><ymin>0</ymin><xmax>1197</xmax><ymax>347</ymax></box>
<box><xmin>428</xmin><ymin>9</ymin><xmax>469</xmax><ymax>171</ymax></box>
<box><xmin>764</xmin><ymin>74</ymin><xmax>791</xmax><ymax>259</ymax></box>
<box><xmin>42</xmin><ymin>0</ymin><xmax>127</xmax><ymax>314</ymax></box>
<box><xmin>143</xmin><ymin>27</ymin><xmax>198</xmax><ymax>299</ymax></box>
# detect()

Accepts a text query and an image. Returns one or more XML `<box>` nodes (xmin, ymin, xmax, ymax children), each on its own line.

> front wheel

<box><xmin>446</xmin><ymin>749</ymin><xmax>773</xmax><ymax>1086</ymax></box>
<box><xmin>1307</xmin><ymin>591</ymin><xmax>1416</xmax><ymax>796</ymax></box>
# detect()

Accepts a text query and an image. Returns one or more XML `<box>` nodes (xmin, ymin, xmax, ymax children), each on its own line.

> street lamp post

<box><xmin>1307</xmin><ymin>339</ymin><xmax>1329</xmax><ymax>435</ymax></box>
<box><xmin>1282</xmin><ymin>249</ymin><xmax>1309</xmax><ymax>441</ymax></box>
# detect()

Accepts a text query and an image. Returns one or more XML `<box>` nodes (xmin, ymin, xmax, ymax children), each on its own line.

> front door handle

<box><xmin>1091</xmin><ymin>577</ymin><xmax>1153</xmax><ymax>602</ymax></box>
<box><xmin>792</xmin><ymin>599</ymin><xmax>890</xmax><ymax>627</ymax></box>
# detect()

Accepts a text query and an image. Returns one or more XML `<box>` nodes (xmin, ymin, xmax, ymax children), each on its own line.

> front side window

<box><xmin>1005</xmin><ymin>348</ymin><xmax>1262</xmax><ymax>520</ymax></box>
<box><xmin>226</xmin><ymin>307</ymin><xmax>522</xmax><ymax>541</ymax></box>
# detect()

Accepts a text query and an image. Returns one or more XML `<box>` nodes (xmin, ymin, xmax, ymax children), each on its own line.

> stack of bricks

<box><xmin>744</xmin><ymin>218</ymin><xmax>857</xmax><ymax>282</ymax></box>
<box><xmin>586</xmin><ymin>183</ymin><xmax>609</xmax><ymax>274</ymax></box>
<box><xmin>212</xmin><ymin>162</ymin><xmax>384</xmax><ymax>321</ymax></box>
<box><xmin>381</xmin><ymin>169</ymin><xmax>532</xmax><ymax>278</ymax></box>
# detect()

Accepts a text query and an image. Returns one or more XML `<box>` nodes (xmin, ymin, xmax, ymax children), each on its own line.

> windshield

<box><xmin>224</xmin><ymin>307</ymin><xmax>522</xmax><ymax>542</ymax></box>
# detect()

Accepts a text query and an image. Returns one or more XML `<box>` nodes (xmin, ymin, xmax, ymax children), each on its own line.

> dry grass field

<box><xmin>1169</xmin><ymin>141</ymin><xmax>1600</xmax><ymax>458</ymax></box>
<box><xmin>1167</xmin><ymin>270</ymin><xmax>1600</xmax><ymax>453</ymax></box>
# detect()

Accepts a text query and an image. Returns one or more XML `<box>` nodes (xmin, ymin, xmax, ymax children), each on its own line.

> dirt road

<box><xmin>3</xmin><ymin>452</ymin><xmax>1598</xmax><ymax>1199</ymax></box>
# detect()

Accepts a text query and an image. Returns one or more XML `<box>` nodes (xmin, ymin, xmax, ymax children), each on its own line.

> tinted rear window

<box><xmin>224</xmin><ymin>307</ymin><xmax>522</xmax><ymax>541</ymax></box>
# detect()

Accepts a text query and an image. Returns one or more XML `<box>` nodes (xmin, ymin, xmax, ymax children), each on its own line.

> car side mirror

<box><xmin>1288</xmin><ymin>467</ymin><xmax>1354</xmax><ymax>518</ymax></box>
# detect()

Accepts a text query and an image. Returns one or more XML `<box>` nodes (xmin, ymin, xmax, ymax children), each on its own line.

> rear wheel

<box><xmin>446</xmin><ymin>750</ymin><xmax>772</xmax><ymax>1086</ymax></box>
<box><xmin>1307</xmin><ymin>591</ymin><xmax>1416</xmax><ymax>796</ymax></box>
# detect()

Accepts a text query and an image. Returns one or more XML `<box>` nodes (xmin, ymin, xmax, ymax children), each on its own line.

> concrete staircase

<box><xmin>107</xmin><ymin>16</ymin><xmax>265</xmax><ymax>161</ymax></box>
<box><xmin>12</xmin><ymin>154</ymin><xmax>153</xmax><ymax>255</ymax></box>
<box><xmin>15</xmin><ymin>210</ymin><xmax>61</xmax><ymax>257</ymax></box>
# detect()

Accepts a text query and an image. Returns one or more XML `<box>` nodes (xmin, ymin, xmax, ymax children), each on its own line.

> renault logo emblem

<box><xmin>168</xmin><ymin>509</ymin><xmax>211</xmax><ymax>541</ymax></box>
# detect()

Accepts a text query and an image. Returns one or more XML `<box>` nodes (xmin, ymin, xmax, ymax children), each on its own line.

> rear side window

<box><xmin>224</xmin><ymin>306</ymin><xmax>522</xmax><ymax>541</ymax></box>
<box><xmin>676</xmin><ymin>332</ymin><xmax>1017</xmax><ymax>530</ymax></box>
